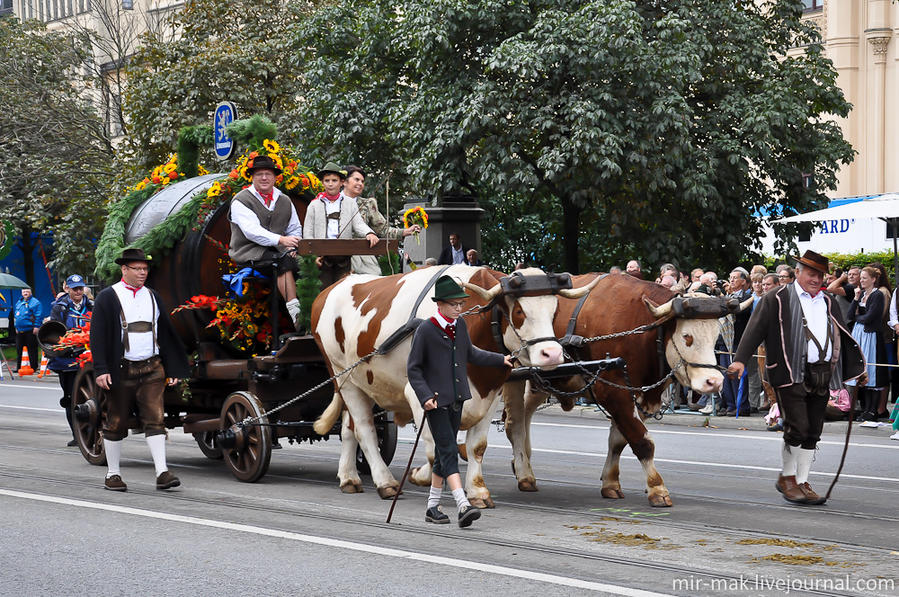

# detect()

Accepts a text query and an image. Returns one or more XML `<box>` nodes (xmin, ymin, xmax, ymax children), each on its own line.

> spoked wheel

<box><xmin>356</xmin><ymin>409</ymin><xmax>398</xmax><ymax>475</ymax></box>
<box><xmin>193</xmin><ymin>431</ymin><xmax>223</xmax><ymax>460</ymax></box>
<box><xmin>220</xmin><ymin>391</ymin><xmax>272</xmax><ymax>482</ymax></box>
<box><xmin>71</xmin><ymin>365</ymin><xmax>106</xmax><ymax>465</ymax></box>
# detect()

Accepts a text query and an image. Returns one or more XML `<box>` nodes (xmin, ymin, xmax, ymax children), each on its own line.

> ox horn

<box><xmin>558</xmin><ymin>275</ymin><xmax>601</xmax><ymax>299</ymax></box>
<box><xmin>737</xmin><ymin>296</ymin><xmax>755</xmax><ymax>313</ymax></box>
<box><xmin>461</xmin><ymin>281</ymin><xmax>502</xmax><ymax>303</ymax></box>
<box><xmin>643</xmin><ymin>296</ymin><xmax>674</xmax><ymax>319</ymax></box>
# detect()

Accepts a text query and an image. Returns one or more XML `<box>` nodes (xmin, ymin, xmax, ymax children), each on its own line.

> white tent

<box><xmin>771</xmin><ymin>192</ymin><xmax>899</xmax><ymax>285</ymax></box>
<box><xmin>771</xmin><ymin>193</ymin><xmax>899</xmax><ymax>223</ymax></box>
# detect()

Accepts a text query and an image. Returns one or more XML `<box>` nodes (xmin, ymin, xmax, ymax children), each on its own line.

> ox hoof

<box><xmin>518</xmin><ymin>479</ymin><xmax>538</xmax><ymax>492</ymax></box>
<box><xmin>648</xmin><ymin>494</ymin><xmax>673</xmax><ymax>508</ymax></box>
<box><xmin>339</xmin><ymin>481</ymin><xmax>364</xmax><ymax>494</ymax></box>
<box><xmin>482</xmin><ymin>496</ymin><xmax>495</xmax><ymax>509</ymax></box>
<box><xmin>601</xmin><ymin>487</ymin><xmax>625</xmax><ymax>499</ymax></box>
<box><xmin>377</xmin><ymin>485</ymin><xmax>400</xmax><ymax>500</ymax></box>
<box><xmin>408</xmin><ymin>467</ymin><xmax>430</xmax><ymax>487</ymax></box>
<box><xmin>468</xmin><ymin>497</ymin><xmax>489</xmax><ymax>509</ymax></box>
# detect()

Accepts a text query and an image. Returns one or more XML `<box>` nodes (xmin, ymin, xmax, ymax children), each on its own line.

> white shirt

<box><xmin>323</xmin><ymin>193</ymin><xmax>344</xmax><ymax>239</ymax></box>
<box><xmin>888</xmin><ymin>289</ymin><xmax>898</xmax><ymax>329</ymax></box>
<box><xmin>451</xmin><ymin>246</ymin><xmax>465</xmax><ymax>264</ymax></box>
<box><xmin>112</xmin><ymin>281</ymin><xmax>158</xmax><ymax>361</ymax></box>
<box><xmin>793</xmin><ymin>282</ymin><xmax>832</xmax><ymax>362</ymax></box>
<box><xmin>229</xmin><ymin>186</ymin><xmax>302</xmax><ymax>246</ymax></box>
<box><xmin>433</xmin><ymin>310</ymin><xmax>455</xmax><ymax>331</ymax></box>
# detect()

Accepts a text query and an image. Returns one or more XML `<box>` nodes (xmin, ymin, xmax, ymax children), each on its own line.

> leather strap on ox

<box><xmin>373</xmin><ymin>265</ymin><xmax>450</xmax><ymax>356</ymax></box>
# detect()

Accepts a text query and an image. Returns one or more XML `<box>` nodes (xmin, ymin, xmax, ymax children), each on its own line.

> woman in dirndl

<box><xmin>845</xmin><ymin>266</ymin><xmax>887</xmax><ymax>421</ymax></box>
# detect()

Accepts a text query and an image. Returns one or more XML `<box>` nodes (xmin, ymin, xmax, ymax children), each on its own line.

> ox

<box><xmin>310</xmin><ymin>266</ymin><xmax>598</xmax><ymax>506</ymax></box>
<box><xmin>503</xmin><ymin>273</ymin><xmax>749</xmax><ymax>507</ymax></box>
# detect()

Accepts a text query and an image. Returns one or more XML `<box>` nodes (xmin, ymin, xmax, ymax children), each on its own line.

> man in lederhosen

<box><xmin>90</xmin><ymin>248</ymin><xmax>189</xmax><ymax>492</ymax></box>
<box><xmin>407</xmin><ymin>276</ymin><xmax>512</xmax><ymax>527</ymax></box>
<box><xmin>728</xmin><ymin>250</ymin><xmax>866</xmax><ymax>505</ymax></box>
<box><xmin>228</xmin><ymin>154</ymin><xmax>304</xmax><ymax>329</ymax></box>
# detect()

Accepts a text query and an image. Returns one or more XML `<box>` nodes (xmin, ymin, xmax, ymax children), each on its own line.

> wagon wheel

<box><xmin>193</xmin><ymin>431</ymin><xmax>223</xmax><ymax>460</ymax></box>
<box><xmin>356</xmin><ymin>410</ymin><xmax>398</xmax><ymax>475</ymax></box>
<box><xmin>71</xmin><ymin>365</ymin><xmax>106</xmax><ymax>466</ymax></box>
<box><xmin>220</xmin><ymin>391</ymin><xmax>272</xmax><ymax>482</ymax></box>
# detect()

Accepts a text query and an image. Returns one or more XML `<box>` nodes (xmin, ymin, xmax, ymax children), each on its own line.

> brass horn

<box><xmin>558</xmin><ymin>275</ymin><xmax>601</xmax><ymax>299</ymax></box>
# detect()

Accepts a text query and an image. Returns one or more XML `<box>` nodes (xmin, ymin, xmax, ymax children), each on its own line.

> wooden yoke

<box><xmin>296</xmin><ymin>239</ymin><xmax>400</xmax><ymax>257</ymax></box>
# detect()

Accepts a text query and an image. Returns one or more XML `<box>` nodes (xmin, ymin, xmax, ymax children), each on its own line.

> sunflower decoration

<box><xmin>403</xmin><ymin>206</ymin><xmax>429</xmax><ymax>244</ymax></box>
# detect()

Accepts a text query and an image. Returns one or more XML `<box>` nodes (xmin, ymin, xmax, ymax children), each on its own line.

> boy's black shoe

<box><xmin>457</xmin><ymin>504</ymin><xmax>481</xmax><ymax>528</ymax></box>
<box><xmin>425</xmin><ymin>506</ymin><xmax>450</xmax><ymax>524</ymax></box>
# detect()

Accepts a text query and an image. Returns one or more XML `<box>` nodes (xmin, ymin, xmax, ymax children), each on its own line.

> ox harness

<box><xmin>510</xmin><ymin>287</ymin><xmax>739</xmax><ymax>421</ymax></box>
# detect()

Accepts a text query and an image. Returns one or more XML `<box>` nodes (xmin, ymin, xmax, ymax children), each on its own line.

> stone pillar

<box><xmin>827</xmin><ymin>0</ymin><xmax>861</xmax><ymax>197</ymax></box>
<box><xmin>400</xmin><ymin>197</ymin><xmax>485</xmax><ymax>272</ymax></box>
<box><xmin>865</xmin><ymin>0</ymin><xmax>892</xmax><ymax>194</ymax></box>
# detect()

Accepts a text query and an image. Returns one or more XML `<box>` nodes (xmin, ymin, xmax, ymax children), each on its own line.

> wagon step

<box><xmin>508</xmin><ymin>357</ymin><xmax>625</xmax><ymax>382</ymax></box>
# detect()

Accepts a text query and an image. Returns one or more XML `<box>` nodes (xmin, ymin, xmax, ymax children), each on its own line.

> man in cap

<box><xmin>48</xmin><ymin>274</ymin><xmax>93</xmax><ymax>446</ymax></box>
<box><xmin>229</xmin><ymin>154</ymin><xmax>304</xmax><ymax>330</ymax></box>
<box><xmin>303</xmin><ymin>161</ymin><xmax>378</xmax><ymax>288</ymax></box>
<box><xmin>90</xmin><ymin>248</ymin><xmax>190</xmax><ymax>492</ymax></box>
<box><xmin>727</xmin><ymin>250</ymin><xmax>866</xmax><ymax>505</ymax></box>
<box><xmin>407</xmin><ymin>275</ymin><xmax>512</xmax><ymax>527</ymax></box>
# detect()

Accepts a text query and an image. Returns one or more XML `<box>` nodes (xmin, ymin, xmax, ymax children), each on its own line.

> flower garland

<box><xmin>95</xmin><ymin>138</ymin><xmax>321</xmax><ymax>283</ymax></box>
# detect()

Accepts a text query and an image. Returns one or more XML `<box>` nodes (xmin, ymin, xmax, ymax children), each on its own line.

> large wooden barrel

<box><xmin>123</xmin><ymin>175</ymin><xmax>310</xmax><ymax>352</ymax></box>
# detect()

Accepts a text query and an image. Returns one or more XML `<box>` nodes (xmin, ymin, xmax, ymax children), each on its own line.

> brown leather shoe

<box><xmin>775</xmin><ymin>475</ymin><xmax>808</xmax><ymax>504</ymax></box>
<box><xmin>798</xmin><ymin>482</ymin><xmax>826</xmax><ymax>505</ymax></box>
<box><xmin>156</xmin><ymin>470</ymin><xmax>181</xmax><ymax>490</ymax></box>
<box><xmin>104</xmin><ymin>474</ymin><xmax>127</xmax><ymax>492</ymax></box>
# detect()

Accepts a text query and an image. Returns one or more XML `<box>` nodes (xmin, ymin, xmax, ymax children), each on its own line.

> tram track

<box><xmin>0</xmin><ymin>465</ymin><xmax>877</xmax><ymax>597</ymax></box>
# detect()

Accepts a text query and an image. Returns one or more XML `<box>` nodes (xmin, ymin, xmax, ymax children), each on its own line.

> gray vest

<box><xmin>228</xmin><ymin>189</ymin><xmax>294</xmax><ymax>263</ymax></box>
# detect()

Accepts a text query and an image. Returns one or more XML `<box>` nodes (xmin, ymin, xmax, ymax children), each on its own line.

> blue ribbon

<box><xmin>222</xmin><ymin>268</ymin><xmax>267</xmax><ymax>297</ymax></box>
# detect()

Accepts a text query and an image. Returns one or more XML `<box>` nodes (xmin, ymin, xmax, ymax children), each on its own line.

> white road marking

<box><xmin>0</xmin><ymin>489</ymin><xmax>673</xmax><ymax>597</ymax></box>
<box><xmin>0</xmin><ymin>405</ymin><xmax>58</xmax><ymax>413</ymax></box>
<box><xmin>395</xmin><ymin>435</ymin><xmax>899</xmax><ymax>483</ymax></box>
<box><xmin>527</xmin><ymin>421</ymin><xmax>899</xmax><ymax>450</ymax></box>
<box><xmin>0</xmin><ymin>383</ymin><xmax>59</xmax><ymax>391</ymax></box>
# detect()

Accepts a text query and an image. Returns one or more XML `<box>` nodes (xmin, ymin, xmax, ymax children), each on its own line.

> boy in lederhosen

<box><xmin>407</xmin><ymin>275</ymin><xmax>512</xmax><ymax>527</ymax></box>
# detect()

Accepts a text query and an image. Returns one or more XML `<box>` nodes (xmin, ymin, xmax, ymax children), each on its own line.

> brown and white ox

<box><xmin>310</xmin><ymin>266</ymin><xmax>598</xmax><ymax>506</ymax></box>
<box><xmin>503</xmin><ymin>273</ymin><xmax>749</xmax><ymax>507</ymax></box>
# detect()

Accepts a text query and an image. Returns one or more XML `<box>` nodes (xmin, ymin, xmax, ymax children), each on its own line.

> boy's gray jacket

<box><xmin>303</xmin><ymin>195</ymin><xmax>374</xmax><ymax>240</ymax></box>
<box><xmin>407</xmin><ymin>317</ymin><xmax>505</xmax><ymax>407</ymax></box>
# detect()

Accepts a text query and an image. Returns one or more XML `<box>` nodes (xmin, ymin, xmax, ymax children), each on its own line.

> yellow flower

<box><xmin>207</xmin><ymin>181</ymin><xmax>222</xmax><ymax>197</ymax></box>
<box><xmin>308</xmin><ymin>172</ymin><xmax>321</xmax><ymax>189</ymax></box>
<box><xmin>164</xmin><ymin>162</ymin><xmax>177</xmax><ymax>174</ymax></box>
<box><xmin>197</xmin><ymin>164</ymin><xmax>209</xmax><ymax>176</ymax></box>
<box><xmin>267</xmin><ymin>153</ymin><xmax>284</xmax><ymax>169</ymax></box>
<box><xmin>134</xmin><ymin>180</ymin><xmax>147</xmax><ymax>191</ymax></box>
<box><xmin>263</xmin><ymin>139</ymin><xmax>280</xmax><ymax>153</ymax></box>
<box><xmin>239</xmin><ymin>166</ymin><xmax>250</xmax><ymax>181</ymax></box>
<box><xmin>285</xmin><ymin>176</ymin><xmax>300</xmax><ymax>190</ymax></box>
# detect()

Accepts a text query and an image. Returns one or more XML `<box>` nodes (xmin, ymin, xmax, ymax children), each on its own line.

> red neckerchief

<box><xmin>259</xmin><ymin>190</ymin><xmax>274</xmax><ymax>207</ymax></box>
<box><xmin>316</xmin><ymin>192</ymin><xmax>341</xmax><ymax>202</ymax></box>
<box><xmin>121</xmin><ymin>280</ymin><xmax>143</xmax><ymax>298</ymax></box>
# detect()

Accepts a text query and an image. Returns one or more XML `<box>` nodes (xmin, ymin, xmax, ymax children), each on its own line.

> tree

<box><xmin>0</xmin><ymin>17</ymin><xmax>116</xmax><ymax>282</ymax></box>
<box><xmin>123</xmin><ymin>0</ymin><xmax>318</xmax><ymax>169</ymax></box>
<box><xmin>289</xmin><ymin>0</ymin><xmax>852</xmax><ymax>273</ymax></box>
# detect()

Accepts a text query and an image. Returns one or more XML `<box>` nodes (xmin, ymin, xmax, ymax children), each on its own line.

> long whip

<box><xmin>386</xmin><ymin>414</ymin><xmax>428</xmax><ymax>524</ymax></box>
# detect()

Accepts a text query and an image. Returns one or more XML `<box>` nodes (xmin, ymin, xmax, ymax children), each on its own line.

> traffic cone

<box><xmin>36</xmin><ymin>354</ymin><xmax>49</xmax><ymax>377</ymax></box>
<box><xmin>18</xmin><ymin>347</ymin><xmax>34</xmax><ymax>376</ymax></box>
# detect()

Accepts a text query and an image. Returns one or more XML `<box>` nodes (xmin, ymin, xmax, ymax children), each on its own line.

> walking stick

<box><xmin>386</xmin><ymin>414</ymin><xmax>428</xmax><ymax>524</ymax></box>
<box><xmin>825</xmin><ymin>390</ymin><xmax>854</xmax><ymax>501</ymax></box>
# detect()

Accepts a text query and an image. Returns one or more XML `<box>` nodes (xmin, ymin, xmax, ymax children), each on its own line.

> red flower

<box><xmin>229</xmin><ymin>170</ymin><xmax>239</xmax><ymax>180</ymax></box>
<box><xmin>168</xmin><ymin>171</ymin><xmax>178</xmax><ymax>180</ymax></box>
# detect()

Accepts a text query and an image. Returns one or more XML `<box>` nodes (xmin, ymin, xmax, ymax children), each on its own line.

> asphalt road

<box><xmin>2</xmin><ymin>376</ymin><xmax>898</xmax><ymax>597</ymax></box>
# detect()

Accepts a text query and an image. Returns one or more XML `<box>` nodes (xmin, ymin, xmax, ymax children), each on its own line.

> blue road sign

<box><xmin>213</xmin><ymin>102</ymin><xmax>237</xmax><ymax>160</ymax></box>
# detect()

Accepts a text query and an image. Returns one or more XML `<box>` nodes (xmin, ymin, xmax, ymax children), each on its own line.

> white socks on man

<box><xmin>286</xmin><ymin>298</ymin><xmax>302</xmax><ymax>330</ymax></box>
<box><xmin>795</xmin><ymin>447</ymin><xmax>816</xmax><ymax>485</ymax></box>
<box><xmin>146</xmin><ymin>434</ymin><xmax>168</xmax><ymax>476</ymax></box>
<box><xmin>105</xmin><ymin>439</ymin><xmax>122</xmax><ymax>478</ymax></box>
<box><xmin>781</xmin><ymin>442</ymin><xmax>797</xmax><ymax>477</ymax></box>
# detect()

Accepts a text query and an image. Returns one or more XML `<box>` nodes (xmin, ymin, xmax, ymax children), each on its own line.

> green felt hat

<box><xmin>431</xmin><ymin>275</ymin><xmax>470</xmax><ymax>302</ymax></box>
<box><xmin>317</xmin><ymin>161</ymin><xmax>346</xmax><ymax>179</ymax></box>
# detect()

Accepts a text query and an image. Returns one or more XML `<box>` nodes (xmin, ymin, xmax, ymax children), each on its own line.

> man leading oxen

<box><xmin>311</xmin><ymin>266</ymin><xmax>598</xmax><ymax>506</ymax></box>
<box><xmin>503</xmin><ymin>273</ymin><xmax>748</xmax><ymax>507</ymax></box>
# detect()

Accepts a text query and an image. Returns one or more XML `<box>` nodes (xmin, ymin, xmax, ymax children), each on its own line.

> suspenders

<box><xmin>119</xmin><ymin>293</ymin><xmax>157</xmax><ymax>353</ymax></box>
<box><xmin>801</xmin><ymin>314</ymin><xmax>832</xmax><ymax>366</ymax></box>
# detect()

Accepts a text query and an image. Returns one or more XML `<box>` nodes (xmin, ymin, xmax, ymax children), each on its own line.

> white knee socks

<box><xmin>452</xmin><ymin>487</ymin><xmax>470</xmax><ymax>509</ymax></box>
<box><xmin>286</xmin><ymin>299</ymin><xmax>301</xmax><ymax>330</ymax></box>
<box><xmin>781</xmin><ymin>443</ymin><xmax>797</xmax><ymax>477</ymax></box>
<box><xmin>795</xmin><ymin>448</ymin><xmax>816</xmax><ymax>484</ymax></box>
<box><xmin>146</xmin><ymin>434</ymin><xmax>168</xmax><ymax>476</ymax></box>
<box><xmin>428</xmin><ymin>486</ymin><xmax>442</xmax><ymax>509</ymax></box>
<box><xmin>105</xmin><ymin>438</ymin><xmax>122</xmax><ymax>478</ymax></box>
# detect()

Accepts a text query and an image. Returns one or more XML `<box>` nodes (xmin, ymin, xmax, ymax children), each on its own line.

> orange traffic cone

<box><xmin>18</xmin><ymin>347</ymin><xmax>34</xmax><ymax>376</ymax></box>
<box><xmin>36</xmin><ymin>354</ymin><xmax>49</xmax><ymax>377</ymax></box>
